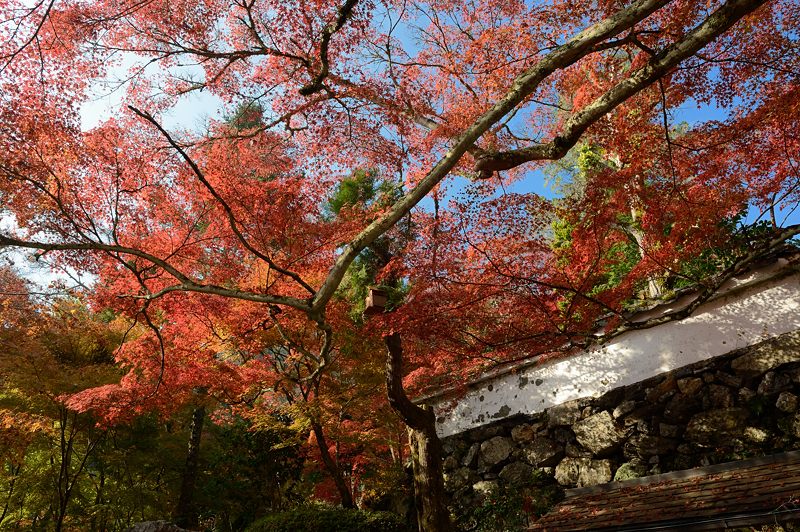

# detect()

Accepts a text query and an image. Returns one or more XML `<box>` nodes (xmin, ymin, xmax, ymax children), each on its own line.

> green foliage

<box><xmin>467</xmin><ymin>492</ymin><xmax>529</xmax><ymax>532</ymax></box>
<box><xmin>327</xmin><ymin>169</ymin><xmax>410</xmax><ymax>319</ymax></box>
<box><xmin>672</xmin><ymin>216</ymin><xmax>775</xmax><ymax>290</ymax></box>
<box><xmin>339</xmin><ymin>264</ymin><xmax>409</xmax><ymax>319</ymax></box>
<box><xmin>456</xmin><ymin>477</ymin><xmax>563</xmax><ymax>532</ymax></box>
<box><xmin>196</xmin><ymin>418</ymin><xmax>306</xmax><ymax>531</ymax></box>
<box><xmin>225</xmin><ymin>102</ymin><xmax>266</xmax><ymax>131</ymax></box>
<box><xmin>548</xmin><ymin>142</ymin><xmax>784</xmax><ymax>308</ymax></box>
<box><xmin>73</xmin><ymin>415</ymin><xmax>186</xmax><ymax>529</ymax></box>
<box><xmin>576</xmin><ymin>144</ymin><xmax>605</xmax><ymax>175</ymax></box>
<box><xmin>0</xmin><ymin>297</ymin><xmax>279</xmax><ymax>531</ymax></box>
<box><xmin>550</xmin><ymin>217</ymin><xmax>574</xmax><ymax>257</ymax></box>
<box><xmin>325</xmin><ymin>169</ymin><xmax>400</xmax><ymax>218</ymax></box>
<box><xmin>544</xmin><ymin>144</ymin><xmax>606</xmax><ymax>199</ymax></box>
<box><xmin>244</xmin><ymin>505</ymin><xmax>410</xmax><ymax>532</ymax></box>
<box><xmin>588</xmin><ymin>237</ymin><xmax>641</xmax><ymax>297</ymax></box>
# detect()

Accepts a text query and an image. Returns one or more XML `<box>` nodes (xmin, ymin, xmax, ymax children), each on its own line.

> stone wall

<box><xmin>441</xmin><ymin>330</ymin><xmax>800</xmax><ymax>516</ymax></box>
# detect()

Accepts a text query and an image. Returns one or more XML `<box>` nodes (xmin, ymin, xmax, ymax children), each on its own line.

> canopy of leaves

<box><xmin>0</xmin><ymin>0</ymin><xmax>797</xmax><ymax>452</ymax></box>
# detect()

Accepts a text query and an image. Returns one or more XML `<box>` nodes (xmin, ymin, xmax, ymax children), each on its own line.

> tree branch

<box><xmin>311</xmin><ymin>0</ymin><xmax>675</xmax><ymax>310</ymax></box>
<box><xmin>128</xmin><ymin>105</ymin><xmax>317</xmax><ymax>296</ymax></box>
<box><xmin>298</xmin><ymin>0</ymin><xmax>360</xmax><ymax>95</ymax></box>
<box><xmin>0</xmin><ymin>234</ymin><xmax>311</xmax><ymax>310</ymax></box>
<box><xmin>474</xmin><ymin>0</ymin><xmax>766</xmax><ymax>175</ymax></box>
<box><xmin>385</xmin><ymin>332</ymin><xmax>433</xmax><ymax>430</ymax></box>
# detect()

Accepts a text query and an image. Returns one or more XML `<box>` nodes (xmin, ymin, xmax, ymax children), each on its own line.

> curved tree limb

<box><xmin>312</xmin><ymin>0</ymin><xmax>753</xmax><ymax>311</ymax></box>
<box><xmin>0</xmin><ymin>234</ymin><xmax>311</xmax><ymax>310</ymax></box>
<box><xmin>474</xmin><ymin>0</ymin><xmax>767</xmax><ymax>175</ymax></box>
<box><xmin>298</xmin><ymin>0</ymin><xmax>360</xmax><ymax>95</ymax></box>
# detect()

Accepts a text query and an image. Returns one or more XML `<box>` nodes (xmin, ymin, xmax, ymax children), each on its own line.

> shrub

<box><xmin>245</xmin><ymin>505</ymin><xmax>410</xmax><ymax>532</ymax></box>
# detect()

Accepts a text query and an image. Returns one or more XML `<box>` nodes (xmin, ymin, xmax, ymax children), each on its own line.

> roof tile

<box><xmin>530</xmin><ymin>451</ymin><xmax>800</xmax><ymax>531</ymax></box>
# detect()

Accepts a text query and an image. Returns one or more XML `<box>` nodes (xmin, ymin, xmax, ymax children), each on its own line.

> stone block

<box><xmin>554</xmin><ymin>457</ymin><xmax>612</xmax><ymax>487</ymax></box>
<box><xmin>676</xmin><ymin>443</ymin><xmax>694</xmax><ymax>455</ymax></box>
<box><xmin>522</xmin><ymin>437</ymin><xmax>562</xmax><ymax>467</ymax></box>
<box><xmin>511</xmin><ymin>423</ymin><xmax>538</xmax><ymax>443</ymax></box>
<box><xmin>677</xmin><ymin>377</ymin><xmax>704</xmax><ymax>396</ymax></box>
<box><xmin>462</xmin><ymin>443</ymin><xmax>480</xmax><ymax>467</ymax></box>
<box><xmin>705</xmin><ymin>384</ymin><xmax>733</xmax><ymax>409</ymax></box>
<box><xmin>731</xmin><ymin>331</ymin><xmax>800</xmax><ymax>375</ymax></box>
<box><xmin>573</xmin><ymin>411</ymin><xmax>627</xmax><ymax>455</ymax></box>
<box><xmin>743</xmin><ymin>426</ymin><xmax>770</xmax><ymax>444</ymax></box>
<box><xmin>499</xmin><ymin>461</ymin><xmax>535</xmax><ymax>487</ymax></box>
<box><xmin>444</xmin><ymin>467</ymin><xmax>475</xmax><ymax>492</ymax></box>
<box><xmin>553</xmin><ymin>427</ymin><xmax>574</xmax><ymax>443</ymax></box>
<box><xmin>467</xmin><ymin>424</ymin><xmax>504</xmax><ymax>442</ymax></box>
<box><xmin>738</xmin><ymin>387</ymin><xmax>757</xmax><ymax>402</ymax></box>
<box><xmin>472</xmin><ymin>480</ymin><xmax>499</xmax><ymax>498</ymax></box>
<box><xmin>715</xmin><ymin>371</ymin><xmax>742</xmax><ymax>388</ymax></box>
<box><xmin>479</xmin><ymin>436</ymin><xmax>513</xmax><ymax>467</ymax></box>
<box><xmin>441</xmin><ymin>438</ymin><xmax>457</xmax><ymax>455</ymax></box>
<box><xmin>547</xmin><ymin>399</ymin><xmax>582</xmax><ymax>427</ymax></box>
<box><xmin>624</xmin><ymin>434</ymin><xmax>677</xmax><ymax>458</ymax></box>
<box><xmin>776</xmin><ymin>392</ymin><xmax>798</xmax><ymax>413</ymax></box>
<box><xmin>645</xmin><ymin>375</ymin><xmax>677</xmax><ymax>402</ymax></box>
<box><xmin>612</xmin><ymin>400</ymin><xmax>636</xmax><ymax>419</ymax></box>
<box><xmin>663</xmin><ymin>393</ymin><xmax>701</xmax><ymax>423</ymax></box>
<box><xmin>613</xmin><ymin>461</ymin><xmax>647</xmax><ymax>481</ymax></box>
<box><xmin>758</xmin><ymin>371</ymin><xmax>792</xmax><ymax>395</ymax></box>
<box><xmin>126</xmin><ymin>522</ymin><xmax>190</xmax><ymax>532</ymax></box>
<box><xmin>565</xmin><ymin>442</ymin><xmax>592</xmax><ymax>458</ymax></box>
<box><xmin>685</xmin><ymin>408</ymin><xmax>748</xmax><ymax>445</ymax></box>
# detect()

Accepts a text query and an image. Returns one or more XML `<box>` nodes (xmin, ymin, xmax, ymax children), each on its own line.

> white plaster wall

<box><xmin>433</xmin><ymin>263</ymin><xmax>800</xmax><ymax>438</ymax></box>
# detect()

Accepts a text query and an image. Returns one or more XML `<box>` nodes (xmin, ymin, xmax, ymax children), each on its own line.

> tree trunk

<box><xmin>55</xmin><ymin>408</ymin><xmax>73</xmax><ymax>532</ymax></box>
<box><xmin>175</xmin><ymin>405</ymin><xmax>205</xmax><ymax>528</ymax></box>
<box><xmin>629</xmin><ymin>207</ymin><xmax>662</xmax><ymax>299</ymax></box>
<box><xmin>310</xmin><ymin>419</ymin><xmax>356</xmax><ymax>509</ymax></box>
<box><xmin>0</xmin><ymin>462</ymin><xmax>21</xmax><ymax>524</ymax></box>
<box><xmin>385</xmin><ymin>333</ymin><xmax>452</xmax><ymax>532</ymax></box>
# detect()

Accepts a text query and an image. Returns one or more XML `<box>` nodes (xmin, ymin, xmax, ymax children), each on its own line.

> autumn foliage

<box><xmin>0</xmin><ymin>0</ymin><xmax>798</xmax><ymax>527</ymax></box>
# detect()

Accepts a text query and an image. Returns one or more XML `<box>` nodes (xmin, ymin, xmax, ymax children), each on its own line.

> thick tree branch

<box><xmin>474</xmin><ymin>0</ymin><xmax>766</xmax><ymax>175</ymax></box>
<box><xmin>312</xmin><ymin>0</ymin><xmax>677</xmax><ymax>310</ymax></box>
<box><xmin>385</xmin><ymin>332</ymin><xmax>436</xmax><ymax>430</ymax></box>
<box><xmin>298</xmin><ymin>0</ymin><xmax>360</xmax><ymax>95</ymax></box>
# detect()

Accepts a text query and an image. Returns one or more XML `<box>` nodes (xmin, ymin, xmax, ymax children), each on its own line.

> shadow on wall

<box><xmin>441</xmin><ymin>328</ymin><xmax>800</xmax><ymax>528</ymax></box>
<box><xmin>433</xmin><ymin>270</ymin><xmax>800</xmax><ymax>438</ymax></box>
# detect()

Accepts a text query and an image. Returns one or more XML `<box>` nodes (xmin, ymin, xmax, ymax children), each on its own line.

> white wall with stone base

<box><xmin>432</xmin><ymin>259</ymin><xmax>800</xmax><ymax>438</ymax></box>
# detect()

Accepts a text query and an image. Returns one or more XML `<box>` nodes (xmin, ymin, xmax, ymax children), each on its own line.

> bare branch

<box><xmin>0</xmin><ymin>233</ymin><xmax>311</xmax><ymax>310</ymax></box>
<box><xmin>298</xmin><ymin>0</ymin><xmax>360</xmax><ymax>95</ymax></box>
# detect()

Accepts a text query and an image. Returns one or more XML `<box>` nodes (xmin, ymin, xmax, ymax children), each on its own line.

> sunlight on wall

<box><xmin>433</xmin><ymin>260</ymin><xmax>800</xmax><ymax>437</ymax></box>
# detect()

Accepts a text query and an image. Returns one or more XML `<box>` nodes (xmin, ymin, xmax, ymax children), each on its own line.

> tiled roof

<box><xmin>530</xmin><ymin>451</ymin><xmax>800</xmax><ymax>531</ymax></box>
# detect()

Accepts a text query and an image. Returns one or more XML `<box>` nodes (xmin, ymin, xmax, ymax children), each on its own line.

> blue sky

<box><xmin>7</xmin><ymin>30</ymin><xmax>796</xmax><ymax>291</ymax></box>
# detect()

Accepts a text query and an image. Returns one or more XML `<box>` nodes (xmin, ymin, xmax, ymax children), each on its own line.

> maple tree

<box><xmin>0</xmin><ymin>0</ymin><xmax>799</xmax><ymax>529</ymax></box>
<box><xmin>0</xmin><ymin>269</ymin><xmax>124</xmax><ymax>530</ymax></box>
<box><xmin>0</xmin><ymin>270</ymin><xmax>310</xmax><ymax>529</ymax></box>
